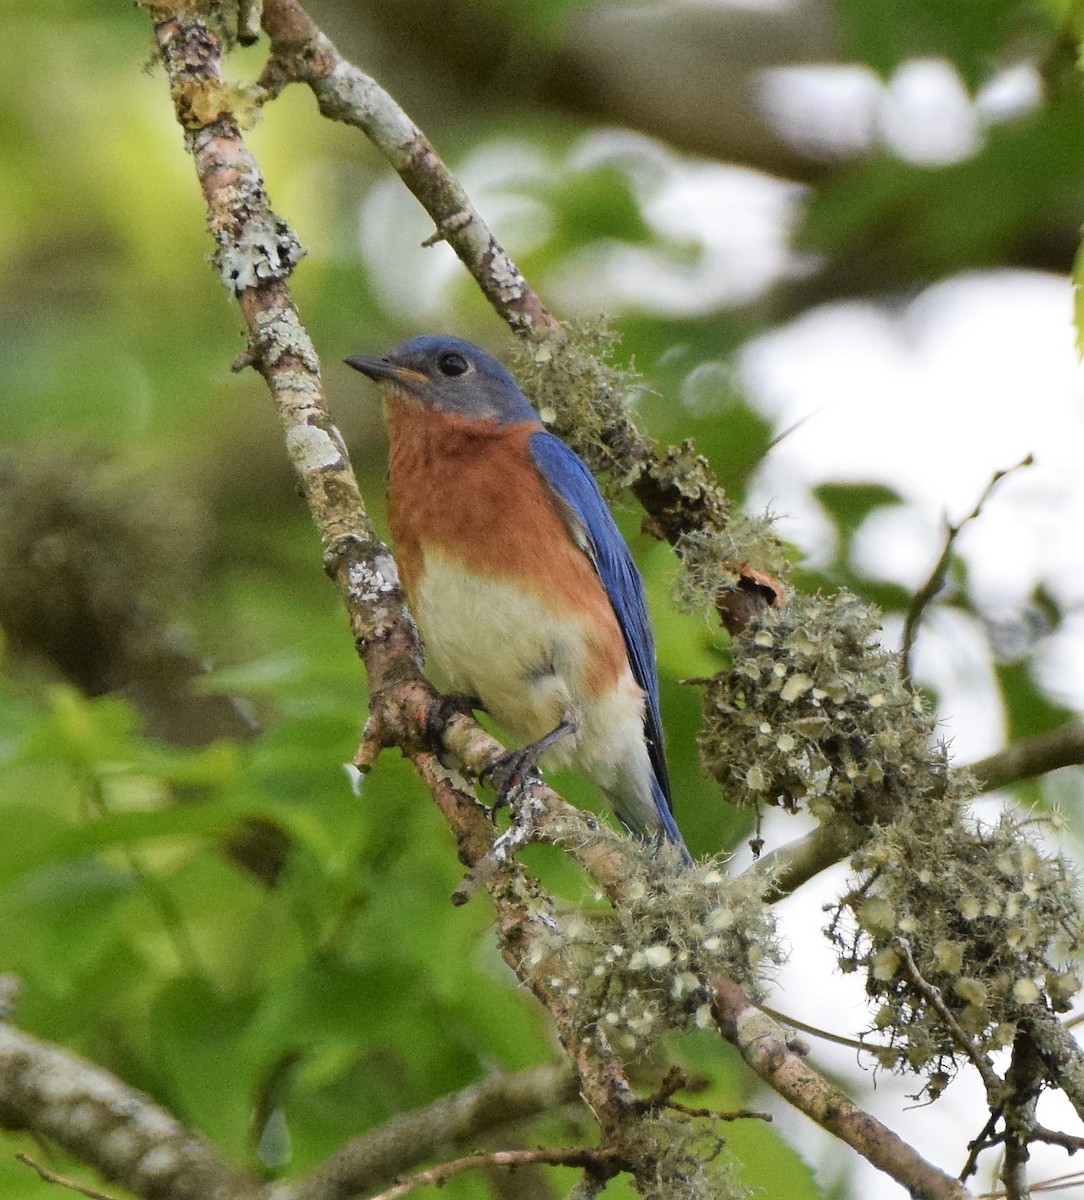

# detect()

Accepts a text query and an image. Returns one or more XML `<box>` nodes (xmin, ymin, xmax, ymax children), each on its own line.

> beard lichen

<box><xmin>509</xmin><ymin>322</ymin><xmax>645</xmax><ymax>500</ymax></box>
<box><xmin>523</xmin><ymin>848</ymin><xmax>779</xmax><ymax>1064</ymax></box>
<box><xmin>697</xmin><ymin>592</ymin><xmax>942</xmax><ymax>819</ymax></box>
<box><xmin>829</xmin><ymin>797</ymin><xmax>1081</xmax><ymax>1090</ymax></box>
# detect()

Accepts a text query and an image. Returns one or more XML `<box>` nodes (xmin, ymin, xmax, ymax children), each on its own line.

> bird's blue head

<box><xmin>345</xmin><ymin>335</ymin><xmax>540</xmax><ymax>426</ymax></box>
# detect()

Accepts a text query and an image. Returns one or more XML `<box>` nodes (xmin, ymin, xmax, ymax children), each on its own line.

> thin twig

<box><xmin>1031</xmin><ymin>1126</ymin><xmax>1084</xmax><ymax>1153</ymax></box>
<box><xmin>960</xmin><ymin>1111</ymin><xmax>1004</xmax><ymax>1184</ymax></box>
<box><xmin>901</xmin><ymin>454</ymin><xmax>1033</xmax><ymax>677</ymax></box>
<box><xmin>367</xmin><ymin>1148</ymin><xmax>622</xmax><ymax>1200</ymax></box>
<box><xmin>758</xmin><ymin>1001</ymin><xmax>887</xmax><ymax>1055</ymax></box>
<box><xmin>665</xmin><ymin>1101</ymin><xmax>773</xmax><ymax>1123</ymax></box>
<box><xmin>895</xmin><ymin>941</ymin><xmax>1004</xmax><ymax>1100</ymax></box>
<box><xmin>16</xmin><ymin>1155</ymin><xmax>117</xmax><ymax>1200</ymax></box>
<box><xmin>979</xmin><ymin>1168</ymin><xmax>1084</xmax><ymax>1196</ymax></box>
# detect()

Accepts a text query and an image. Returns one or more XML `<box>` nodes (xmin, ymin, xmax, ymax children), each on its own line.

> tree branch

<box><xmin>1019</xmin><ymin>1005</ymin><xmax>1084</xmax><ymax>1125</ymax></box>
<box><xmin>966</xmin><ymin>719</ymin><xmax>1084</xmax><ymax>795</ymax></box>
<box><xmin>0</xmin><ymin>1023</ymin><xmax>263</xmax><ymax>1200</ymax></box>
<box><xmin>258</xmin><ymin>0</ymin><xmax>560</xmax><ymax>342</ymax></box>
<box><xmin>749</xmin><ymin>714</ymin><xmax>1084</xmax><ymax>902</ymax></box>
<box><xmin>280</xmin><ymin>1062</ymin><xmax>579</xmax><ymax>1200</ymax></box>
<box><xmin>711</xmin><ymin>976</ymin><xmax>974</xmax><ymax>1200</ymax></box>
<box><xmin>366</xmin><ymin>1147</ymin><xmax>621</xmax><ymax>1200</ymax></box>
<box><xmin>746</xmin><ymin>813</ymin><xmax>867</xmax><ymax>901</ymax></box>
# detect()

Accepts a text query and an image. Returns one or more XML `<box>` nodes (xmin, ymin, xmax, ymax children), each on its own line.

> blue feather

<box><xmin>528</xmin><ymin>432</ymin><xmax>684</xmax><ymax>849</ymax></box>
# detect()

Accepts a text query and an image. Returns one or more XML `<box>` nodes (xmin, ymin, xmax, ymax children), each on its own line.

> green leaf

<box><xmin>996</xmin><ymin>659</ymin><xmax>1075</xmax><ymax>741</ymax></box>
<box><xmin>835</xmin><ymin>0</ymin><xmax>1053</xmax><ymax>87</ymax></box>
<box><xmin>1073</xmin><ymin>227</ymin><xmax>1084</xmax><ymax>355</ymax></box>
<box><xmin>148</xmin><ymin>976</ymin><xmax>262</xmax><ymax>1152</ymax></box>
<box><xmin>0</xmin><ymin>802</ymin><xmax>251</xmax><ymax>886</ymax></box>
<box><xmin>815</xmin><ymin>482</ymin><xmax>905</xmax><ymax>550</ymax></box>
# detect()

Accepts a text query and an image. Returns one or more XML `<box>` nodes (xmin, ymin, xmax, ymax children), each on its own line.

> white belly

<box><xmin>412</xmin><ymin>549</ymin><xmax>651</xmax><ymax>807</ymax></box>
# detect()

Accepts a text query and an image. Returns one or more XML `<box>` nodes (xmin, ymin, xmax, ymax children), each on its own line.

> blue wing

<box><xmin>528</xmin><ymin>432</ymin><xmax>683</xmax><ymax>847</ymax></box>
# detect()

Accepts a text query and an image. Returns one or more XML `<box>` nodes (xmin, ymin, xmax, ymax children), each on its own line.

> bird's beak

<box><xmin>344</xmin><ymin>355</ymin><xmax>428</xmax><ymax>388</ymax></box>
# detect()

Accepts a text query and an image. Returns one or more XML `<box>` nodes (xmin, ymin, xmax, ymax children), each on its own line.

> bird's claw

<box><xmin>481</xmin><ymin>748</ymin><xmax>544</xmax><ymax>809</ymax></box>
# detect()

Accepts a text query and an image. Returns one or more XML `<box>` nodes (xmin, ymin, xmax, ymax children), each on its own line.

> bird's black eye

<box><xmin>437</xmin><ymin>351</ymin><xmax>470</xmax><ymax>377</ymax></box>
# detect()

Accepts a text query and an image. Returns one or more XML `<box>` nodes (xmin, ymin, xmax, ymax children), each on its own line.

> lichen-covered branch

<box><xmin>0</xmin><ymin>1023</ymin><xmax>264</xmax><ymax>1200</ymax></box>
<box><xmin>711</xmin><ymin>978</ymin><xmax>973</xmax><ymax>1200</ymax></box>
<box><xmin>1020</xmin><ymin>1004</ymin><xmax>1084</xmax><ymax>1123</ymax></box>
<box><xmin>258</xmin><ymin>0</ymin><xmax>559</xmax><ymax>341</ymax></box>
<box><xmin>748</xmin><ymin>716</ymin><xmax>1084</xmax><ymax>902</ymax></box>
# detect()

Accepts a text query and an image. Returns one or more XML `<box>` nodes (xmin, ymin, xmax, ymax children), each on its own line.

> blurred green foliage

<box><xmin>2</xmin><ymin>0</ymin><xmax>1083</xmax><ymax>1197</ymax></box>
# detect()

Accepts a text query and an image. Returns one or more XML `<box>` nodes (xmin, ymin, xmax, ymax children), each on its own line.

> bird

<box><xmin>345</xmin><ymin>334</ymin><xmax>688</xmax><ymax>860</ymax></box>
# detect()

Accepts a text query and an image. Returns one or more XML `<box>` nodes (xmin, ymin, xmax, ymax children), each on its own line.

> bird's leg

<box><xmin>483</xmin><ymin>717</ymin><xmax>577</xmax><ymax>808</ymax></box>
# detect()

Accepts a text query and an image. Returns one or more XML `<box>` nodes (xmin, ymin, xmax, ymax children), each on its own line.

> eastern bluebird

<box><xmin>345</xmin><ymin>335</ymin><xmax>688</xmax><ymax>860</ymax></box>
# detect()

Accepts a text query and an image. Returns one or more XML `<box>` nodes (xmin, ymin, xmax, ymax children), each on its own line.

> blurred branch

<box><xmin>0</xmin><ymin>1023</ymin><xmax>263</xmax><ymax>1200</ymax></box>
<box><xmin>281</xmin><ymin>1062</ymin><xmax>579</xmax><ymax>1200</ymax></box>
<box><xmin>966</xmin><ymin>718</ymin><xmax>1084</xmax><ymax>794</ymax></box>
<box><xmin>354</xmin><ymin>0</ymin><xmax>841</xmax><ymax>184</ymax></box>
<box><xmin>901</xmin><ymin>455</ymin><xmax>1032</xmax><ymax>679</ymax></box>
<box><xmin>366</xmin><ymin>1147</ymin><xmax>621</xmax><ymax>1200</ymax></box>
<box><xmin>710</xmin><ymin>976</ymin><xmax>972</xmax><ymax>1200</ymax></box>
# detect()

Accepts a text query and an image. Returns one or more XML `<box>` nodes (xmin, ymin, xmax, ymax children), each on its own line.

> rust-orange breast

<box><xmin>384</xmin><ymin>397</ymin><xmax>627</xmax><ymax>695</ymax></box>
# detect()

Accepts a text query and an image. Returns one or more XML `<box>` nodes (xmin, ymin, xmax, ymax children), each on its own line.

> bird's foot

<box><xmin>481</xmin><ymin>717</ymin><xmax>575</xmax><ymax>810</ymax></box>
<box><xmin>481</xmin><ymin>746</ymin><xmax>544</xmax><ymax>810</ymax></box>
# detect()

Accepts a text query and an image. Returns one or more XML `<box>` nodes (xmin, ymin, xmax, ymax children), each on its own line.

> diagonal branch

<box><xmin>256</xmin><ymin>0</ymin><xmax>781</xmax><ymax>627</ymax></box>
<box><xmin>257</xmin><ymin>0</ymin><xmax>560</xmax><ymax>342</ymax></box>
<box><xmin>0</xmin><ymin>1023</ymin><xmax>264</xmax><ymax>1200</ymax></box>
<box><xmin>711</xmin><ymin>977</ymin><xmax>973</xmax><ymax>1200</ymax></box>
